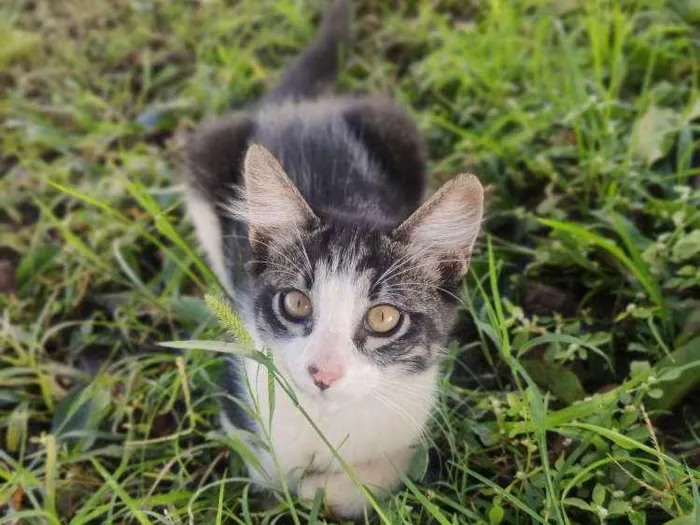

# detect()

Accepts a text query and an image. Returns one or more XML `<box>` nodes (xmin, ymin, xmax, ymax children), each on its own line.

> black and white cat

<box><xmin>184</xmin><ymin>0</ymin><xmax>483</xmax><ymax>517</ymax></box>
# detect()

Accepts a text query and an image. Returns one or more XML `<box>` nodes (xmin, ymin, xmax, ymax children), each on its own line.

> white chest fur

<box><xmin>239</xmin><ymin>360</ymin><xmax>438</xmax><ymax>479</ymax></box>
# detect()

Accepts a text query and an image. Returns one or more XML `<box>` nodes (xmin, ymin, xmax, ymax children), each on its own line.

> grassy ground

<box><xmin>1</xmin><ymin>0</ymin><xmax>700</xmax><ymax>523</ymax></box>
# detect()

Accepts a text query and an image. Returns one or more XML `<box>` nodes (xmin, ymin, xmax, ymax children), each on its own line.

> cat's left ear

<box><xmin>394</xmin><ymin>174</ymin><xmax>484</xmax><ymax>274</ymax></box>
<box><xmin>240</xmin><ymin>144</ymin><xmax>318</xmax><ymax>241</ymax></box>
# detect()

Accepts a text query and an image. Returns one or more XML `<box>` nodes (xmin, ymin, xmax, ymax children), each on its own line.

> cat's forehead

<box><xmin>258</xmin><ymin>222</ymin><xmax>440</xmax><ymax>306</ymax></box>
<box><xmin>304</xmin><ymin>223</ymin><xmax>398</xmax><ymax>273</ymax></box>
<box><xmin>311</xmin><ymin>258</ymin><xmax>372</xmax><ymax>327</ymax></box>
<box><xmin>258</xmin><ymin>223</ymin><xmax>392</xmax><ymax>285</ymax></box>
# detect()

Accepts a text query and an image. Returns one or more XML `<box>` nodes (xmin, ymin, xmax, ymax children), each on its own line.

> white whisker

<box><xmin>373</xmin><ymin>391</ymin><xmax>430</xmax><ymax>450</ymax></box>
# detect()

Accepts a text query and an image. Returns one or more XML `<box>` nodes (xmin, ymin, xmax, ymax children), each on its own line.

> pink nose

<box><xmin>307</xmin><ymin>364</ymin><xmax>343</xmax><ymax>391</ymax></box>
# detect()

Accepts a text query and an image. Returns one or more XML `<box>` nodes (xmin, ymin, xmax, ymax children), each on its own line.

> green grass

<box><xmin>1</xmin><ymin>0</ymin><xmax>700</xmax><ymax>523</ymax></box>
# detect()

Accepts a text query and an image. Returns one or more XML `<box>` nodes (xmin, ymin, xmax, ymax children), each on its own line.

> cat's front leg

<box><xmin>298</xmin><ymin>447</ymin><xmax>414</xmax><ymax>518</ymax></box>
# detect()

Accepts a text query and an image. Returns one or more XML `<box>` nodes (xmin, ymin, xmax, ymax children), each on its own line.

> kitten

<box><xmin>184</xmin><ymin>0</ymin><xmax>483</xmax><ymax>518</ymax></box>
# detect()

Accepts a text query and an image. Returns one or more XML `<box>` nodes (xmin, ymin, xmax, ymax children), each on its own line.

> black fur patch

<box><xmin>342</xmin><ymin>97</ymin><xmax>427</xmax><ymax>210</ymax></box>
<box><xmin>219</xmin><ymin>357</ymin><xmax>254</xmax><ymax>431</ymax></box>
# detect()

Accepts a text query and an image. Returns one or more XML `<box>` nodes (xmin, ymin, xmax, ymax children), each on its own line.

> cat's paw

<box><xmin>299</xmin><ymin>472</ymin><xmax>369</xmax><ymax>518</ymax></box>
<box><xmin>298</xmin><ymin>472</ymin><xmax>326</xmax><ymax>502</ymax></box>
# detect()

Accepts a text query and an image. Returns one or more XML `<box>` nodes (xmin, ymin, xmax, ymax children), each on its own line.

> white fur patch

<box><xmin>240</xmin><ymin>355</ymin><xmax>439</xmax><ymax>507</ymax></box>
<box><xmin>185</xmin><ymin>189</ymin><xmax>233</xmax><ymax>295</ymax></box>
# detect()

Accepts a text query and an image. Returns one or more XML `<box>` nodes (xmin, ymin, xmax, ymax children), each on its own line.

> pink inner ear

<box><xmin>240</xmin><ymin>144</ymin><xmax>318</xmax><ymax>237</ymax></box>
<box><xmin>396</xmin><ymin>174</ymin><xmax>484</xmax><ymax>257</ymax></box>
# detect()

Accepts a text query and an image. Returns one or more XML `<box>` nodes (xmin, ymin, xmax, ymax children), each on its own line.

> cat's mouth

<box><xmin>290</xmin><ymin>378</ymin><xmax>321</xmax><ymax>398</ymax></box>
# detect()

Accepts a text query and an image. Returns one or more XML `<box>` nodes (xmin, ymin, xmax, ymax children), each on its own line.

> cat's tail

<box><xmin>263</xmin><ymin>0</ymin><xmax>352</xmax><ymax>104</ymax></box>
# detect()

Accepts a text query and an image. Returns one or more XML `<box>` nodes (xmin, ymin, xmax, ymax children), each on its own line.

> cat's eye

<box><xmin>365</xmin><ymin>304</ymin><xmax>402</xmax><ymax>335</ymax></box>
<box><xmin>281</xmin><ymin>289</ymin><xmax>312</xmax><ymax>321</ymax></box>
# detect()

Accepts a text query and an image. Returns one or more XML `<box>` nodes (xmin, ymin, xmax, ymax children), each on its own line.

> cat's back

<box><xmin>252</xmin><ymin>97</ymin><xmax>412</xmax><ymax>224</ymax></box>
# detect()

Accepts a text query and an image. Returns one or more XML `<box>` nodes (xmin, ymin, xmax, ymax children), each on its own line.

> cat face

<box><xmin>234</xmin><ymin>145</ymin><xmax>483</xmax><ymax>403</ymax></box>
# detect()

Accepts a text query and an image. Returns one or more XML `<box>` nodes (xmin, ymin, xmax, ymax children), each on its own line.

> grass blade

<box><xmin>90</xmin><ymin>459</ymin><xmax>154</xmax><ymax>525</ymax></box>
<box><xmin>539</xmin><ymin>218</ymin><xmax>663</xmax><ymax>310</ymax></box>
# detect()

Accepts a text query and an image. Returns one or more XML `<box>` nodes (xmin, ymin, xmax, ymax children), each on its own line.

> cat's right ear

<box><xmin>238</xmin><ymin>144</ymin><xmax>318</xmax><ymax>242</ymax></box>
<box><xmin>394</xmin><ymin>174</ymin><xmax>484</xmax><ymax>275</ymax></box>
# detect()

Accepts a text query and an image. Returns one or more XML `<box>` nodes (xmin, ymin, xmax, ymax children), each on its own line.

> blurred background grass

<box><xmin>1</xmin><ymin>0</ymin><xmax>699</xmax><ymax>523</ymax></box>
